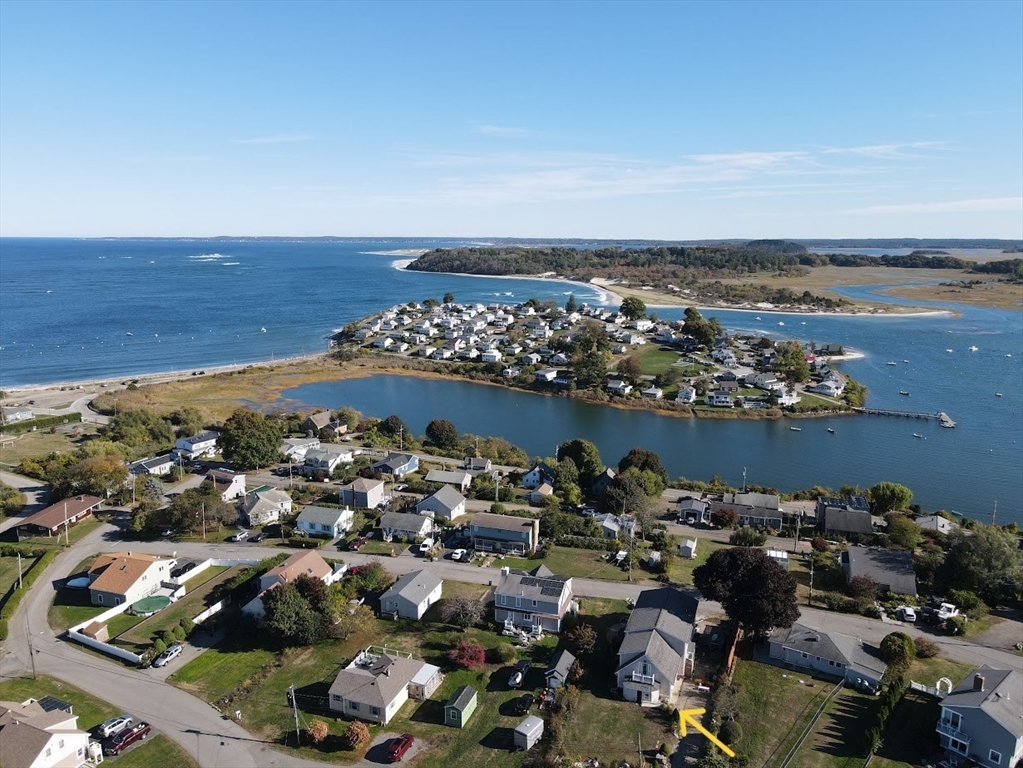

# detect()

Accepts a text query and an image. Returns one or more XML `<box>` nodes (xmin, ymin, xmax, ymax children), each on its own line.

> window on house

<box><xmin>949</xmin><ymin>738</ymin><xmax>968</xmax><ymax>755</ymax></box>
<box><xmin>946</xmin><ymin>711</ymin><xmax>962</xmax><ymax>729</ymax></box>
<box><xmin>522</xmin><ymin>613</ymin><xmax>532</xmax><ymax>621</ymax></box>
<box><xmin>515</xmin><ymin>597</ymin><xmax>521</xmax><ymax>607</ymax></box>
<box><xmin>989</xmin><ymin>750</ymin><xmax>1002</xmax><ymax>764</ymax></box>
<box><xmin>59</xmin><ymin>740</ymin><xmax>64</xmax><ymax>748</ymax></box>
<box><xmin>97</xmin><ymin>595</ymin><xmax>104</xmax><ymax>604</ymax></box>
<box><xmin>46</xmin><ymin>748</ymin><xmax>52</xmax><ymax>757</ymax></box>
<box><xmin>532</xmin><ymin>600</ymin><xmax>537</xmax><ymax>607</ymax></box>
<box><xmin>371</xmin><ymin>706</ymin><xmax>380</xmax><ymax>717</ymax></box>
<box><xmin>349</xmin><ymin>701</ymin><xmax>359</xmax><ymax>711</ymax></box>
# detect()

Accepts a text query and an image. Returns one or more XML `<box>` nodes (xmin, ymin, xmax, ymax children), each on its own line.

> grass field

<box><xmin>0</xmin><ymin>553</ymin><xmax>42</xmax><ymax>609</ymax></box>
<box><xmin>728</xmin><ymin>658</ymin><xmax>835</xmax><ymax>768</ymax></box>
<box><xmin>669</xmin><ymin>538</ymin><xmax>728</xmax><ymax>586</ymax></box>
<box><xmin>0</xmin><ymin>425</ymin><xmax>101</xmax><ymax>466</ymax></box>
<box><xmin>118</xmin><ymin>566</ymin><xmax>242</xmax><ymax>647</ymax></box>
<box><xmin>0</xmin><ymin>674</ymin><xmax>199</xmax><ymax>768</ymax></box>
<box><xmin>16</xmin><ymin>517</ymin><xmax>103</xmax><ymax>553</ymax></box>
<box><xmin>632</xmin><ymin>344</ymin><xmax>683</xmax><ymax>375</ymax></box>
<box><xmin>49</xmin><ymin>584</ymin><xmax>106</xmax><ymax>631</ymax></box>
<box><xmin>498</xmin><ymin>546</ymin><xmax>638</xmax><ymax>582</ymax></box>
<box><xmin>787</xmin><ymin>687</ymin><xmax>879</xmax><ymax>768</ymax></box>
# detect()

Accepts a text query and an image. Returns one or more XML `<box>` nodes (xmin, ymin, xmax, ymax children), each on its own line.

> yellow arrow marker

<box><xmin>678</xmin><ymin>707</ymin><xmax>735</xmax><ymax>758</ymax></box>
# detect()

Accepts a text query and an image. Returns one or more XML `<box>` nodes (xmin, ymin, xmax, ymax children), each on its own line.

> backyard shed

<box><xmin>679</xmin><ymin>538</ymin><xmax>697</xmax><ymax>559</ymax></box>
<box><xmin>514</xmin><ymin>715</ymin><xmax>544</xmax><ymax>750</ymax></box>
<box><xmin>443</xmin><ymin>685</ymin><xmax>478</xmax><ymax>728</ymax></box>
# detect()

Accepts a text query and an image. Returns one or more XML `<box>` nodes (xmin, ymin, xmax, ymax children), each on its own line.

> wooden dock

<box><xmin>853</xmin><ymin>407</ymin><xmax>956</xmax><ymax>427</ymax></box>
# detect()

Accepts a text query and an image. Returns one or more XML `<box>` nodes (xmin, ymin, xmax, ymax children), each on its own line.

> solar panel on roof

<box><xmin>36</xmin><ymin>695</ymin><xmax>72</xmax><ymax>713</ymax></box>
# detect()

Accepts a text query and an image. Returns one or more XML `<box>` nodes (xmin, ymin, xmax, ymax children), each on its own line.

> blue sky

<box><xmin>1</xmin><ymin>1</ymin><xmax>1021</xmax><ymax>238</ymax></box>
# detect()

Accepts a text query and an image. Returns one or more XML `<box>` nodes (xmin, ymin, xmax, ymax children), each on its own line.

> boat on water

<box><xmin>887</xmin><ymin>361</ymin><xmax>897</xmax><ymax>366</ymax></box>
<box><xmin>755</xmin><ymin>316</ymin><xmax>761</xmax><ymax>320</ymax></box>
<box><xmin>902</xmin><ymin>359</ymin><xmax>909</xmax><ymax>363</ymax></box>
<box><xmin>789</xmin><ymin>427</ymin><xmax>801</xmax><ymax>432</ymax></box>
<box><xmin>995</xmin><ymin>393</ymin><xmax>1003</xmax><ymax>397</ymax></box>
<box><xmin>946</xmin><ymin>348</ymin><xmax>953</xmax><ymax>353</ymax></box>
<box><xmin>913</xmin><ymin>433</ymin><xmax>924</xmax><ymax>439</ymax></box>
<box><xmin>260</xmin><ymin>327</ymin><xmax>267</xmax><ymax>333</ymax></box>
<box><xmin>900</xmin><ymin>391</ymin><xmax>910</xmax><ymax>396</ymax></box>
<box><xmin>969</xmin><ymin>346</ymin><xmax>978</xmax><ymax>352</ymax></box>
<box><xmin>778</xmin><ymin>321</ymin><xmax>785</xmax><ymax>326</ymax></box>
<box><xmin>827</xmin><ymin>428</ymin><xmax>835</xmax><ymax>434</ymax></box>
<box><xmin>125</xmin><ymin>332</ymin><xmax>133</xmax><ymax>336</ymax></box>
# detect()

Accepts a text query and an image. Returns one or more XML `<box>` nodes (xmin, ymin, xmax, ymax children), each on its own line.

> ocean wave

<box><xmin>362</xmin><ymin>249</ymin><xmax>430</xmax><ymax>257</ymax></box>
<box><xmin>222</xmin><ymin>262</ymin><xmax>241</xmax><ymax>266</ymax></box>
<box><xmin>391</xmin><ymin>259</ymin><xmax>416</xmax><ymax>270</ymax></box>
<box><xmin>188</xmin><ymin>253</ymin><xmax>229</xmax><ymax>261</ymax></box>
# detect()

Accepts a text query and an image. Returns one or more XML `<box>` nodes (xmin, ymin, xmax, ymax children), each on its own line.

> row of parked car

<box><xmin>96</xmin><ymin>714</ymin><xmax>152</xmax><ymax>756</ymax></box>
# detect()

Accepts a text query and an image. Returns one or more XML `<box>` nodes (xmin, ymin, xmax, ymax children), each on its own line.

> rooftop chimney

<box><xmin>973</xmin><ymin>674</ymin><xmax>985</xmax><ymax>692</ymax></box>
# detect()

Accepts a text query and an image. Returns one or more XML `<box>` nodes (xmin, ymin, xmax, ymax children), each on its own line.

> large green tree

<box><xmin>218</xmin><ymin>408</ymin><xmax>284</xmax><ymax>470</ymax></box>
<box><xmin>694</xmin><ymin>547</ymin><xmax>800</xmax><ymax>636</ymax></box>
<box><xmin>572</xmin><ymin>350</ymin><xmax>611</xmax><ymax>389</ymax></box>
<box><xmin>557</xmin><ymin>438</ymin><xmax>604</xmax><ymax>489</ymax></box>
<box><xmin>869</xmin><ymin>482</ymin><xmax>913</xmax><ymax>514</ymax></box>
<box><xmin>619</xmin><ymin>296</ymin><xmax>647</xmax><ymax>320</ymax></box>
<box><xmin>884</xmin><ymin>513</ymin><xmax>921</xmax><ymax>549</ymax></box>
<box><xmin>262</xmin><ymin>581</ymin><xmax>324</xmax><ymax>645</ymax></box>
<box><xmin>940</xmin><ymin>525</ymin><xmax>1023</xmax><ymax>596</ymax></box>
<box><xmin>108</xmin><ymin>408</ymin><xmax>175</xmax><ymax>449</ymax></box>
<box><xmin>425</xmin><ymin>418</ymin><xmax>460</xmax><ymax>450</ymax></box>
<box><xmin>618</xmin><ymin>448</ymin><xmax>669</xmax><ymax>485</ymax></box>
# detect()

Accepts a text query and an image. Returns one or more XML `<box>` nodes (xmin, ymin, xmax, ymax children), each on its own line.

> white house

<box><xmin>303</xmin><ymin>445</ymin><xmax>354</xmax><ymax>476</ymax></box>
<box><xmin>424</xmin><ymin>469</ymin><xmax>472</xmax><ymax>492</ymax></box>
<box><xmin>174</xmin><ymin>430</ymin><xmax>220</xmax><ymax>460</ymax></box>
<box><xmin>529</xmin><ymin>483</ymin><xmax>554</xmax><ymax>505</ymax></box>
<box><xmin>329</xmin><ymin>647</ymin><xmax>442</xmax><ymax>725</ymax></box>
<box><xmin>415</xmin><ymin>485</ymin><xmax>467</xmax><ymax>520</ymax></box>
<box><xmin>380</xmin><ymin>570</ymin><xmax>444</xmax><ymax>620</ymax></box>
<box><xmin>0</xmin><ymin>696</ymin><xmax>93</xmax><ymax>768</ymax></box>
<box><xmin>641</xmin><ymin>386</ymin><xmax>664</xmax><ymax>400</ymax></box>
<box><xmin>281</xmin><ymin>437</ymin><xmax>321</xmax><ymax>461</ymax></box>
<box><xmin>706</xmin><ymin>391</ymin><xmax>734</xmax><ymax>407</ymax></box>
<box><xmin>607</xmin><ymin>380</ymin><xmax>633</xmax><ymax>395</ymax></box>
<box><xmin>295</xmin><ymin>505</ymin><xmax>354</xmax><ymax>539</ymax></box>
<box><xmin>129</xmin><ymin>454</ymin><xmax>175</xmax><ymax>477</ymax></box>
<box><xmin>534</xmin><ymin>367</ymin><xmax>558</xmax><ymax>383</ymax></box>
<box><xmin>522</xmin><ymin>463</ymin><xmax>556</xmax><ymax>490</ymax></box>
<box><xmin>807</xmin><ymin>380</ymin><xmax>844</xmax><ymax>397</ymax></box>
<box><xmin>481</xmin><ymin>350</ymin><xmax>503</xmax><ymax>363</ymax></box>
<box><xmin>242</xmin><ymin>488</ymin><xmax>293</xmax><ymax>527</ymax></box>
<box><xmin>206</xmin><ymin>469</ymin><xmax>246</xmax><ymax>501</ymax></box>
<box><xmin>87</xmin><ymin>552</ymin><xmax>174</xmax><ymax>607</ymax></box>
<box><xmin>494</xmin><ymin>565</ymin><xmax>574</xmax><ymax>634</ymax></box>
<box><xmin>339</xmin><ymin>477</ymin><xmax>386</xmax><ymax>509</ymax></box>
<box><xmin>379</xmin><ymin>511</ymin><xmax>433</xmax><ymax>541</ymax></box>
<box><xmin>616</xmin><ymin>587</ymin><xmax>699</xmax><ymax>705</ymax></box>
<box><xmin>675</xmin><ymin>386</ymin><xmax>697</xmax><ymax>404</ymax></box>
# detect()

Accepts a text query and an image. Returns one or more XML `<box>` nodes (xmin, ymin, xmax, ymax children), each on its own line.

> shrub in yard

<box><xmin>945</xmin><ymin>616</ymin><xmax>968</xmax><ymax>635</ymax></box>
<box><xmin>861</xmin><ymin>604</ymin><xmax>882</xmax><ymax>619</ymax></box>
<box><xmin>811</xmin><ymin>537</ymin><xmax>829</xmax><ymax>551</ymax></box>
<box><xmin>307</xmin><ymin>720</ymin><xmax>329</xmax><ymax>745</ymax></box>
<box><xmin>491</xmin><ymin>643</ymin><xmax>517</xmax><ymax>663</ymax></box>
<box><xmin>718</xmin><ymin>719</ymin><xmax>742</xmax><ymax>745</ymax></box>
<box><xmin>152</xmin><ymin>637</ymin><xmax>167</xmax><ymax>654</ymax></box>
<box><xmin>172</xmin><ymin>625</ymin><xmax>187</xmax><ymax>642</ymax></box>
<box><xmin>342</xmin><ymin>721</ymin><xmax>370</xmax><ymax>749</ymax></box>
<box><xmin>565</xmin><ymin>623</ymin><xmax>598</xmax><ymax>657</ymax></box>
<box><xmin>448</xmin><ymin>640</ymin><xmax>487</xmax><ymax>670</ymax></box>
<box><xmin>947</xmin><ymin>589</ymin><xmax>988</xmax><ymax>619</ymax></box>
<box><xmin>180</xmin><ymin>617</ymin><xmax>195</xmax><ymax>636</ymax></box>
<box><xmin>914</xmin><ymin>636</ymin><xmax>940</xmax><ymax>658</ymax></box>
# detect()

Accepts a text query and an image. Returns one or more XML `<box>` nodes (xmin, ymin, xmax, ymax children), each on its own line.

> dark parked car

<box><xmin>251</xmin><ymin>532</ymin><xmax>268</xmax><ymax>543</ymax></box>
<box><xmin>171</xmin><ymin>561</ymin><xmax>197</xmax><ymax>579</ymax></box>
<box><xmin>104</xmin><ymin>722</ymin><xmax>151</xmax><ymax>755</ymax></box>
<box><xmin>509</xmin><ymin>659</ymin><xmax>532</xmax><ymax>687</ymax></box>
<box><xmin>512</xmin><ymin>693</ymin><xmax>535</xmax><ymax>716</ymax></box>
<box><xmin>348</xmin><ymin>536</ymin><xmax>369</xmax><ymax>551</ymax></box>
<box><xmin>387</xmin><ymin>733</ymin><xmax>414</xmax><ymax>762</ymax></box>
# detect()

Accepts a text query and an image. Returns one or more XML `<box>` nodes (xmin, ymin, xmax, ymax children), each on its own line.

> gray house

<box><xmin>937</xmin><ymin>666</ymin><xmax>1023</xmax><ymax>768</ymax></box>
<box><xmin>415</xmin><ymin>485</ymin><xmax>466</xmax><ymax>520</ymax></box>
<box><xmin>380</xmin><ymin>570</ymin><xmax>443</xmax><ymax>620</ymax></box>
<box><xmin>615</xmin><ymin>587</ymin><xmax>699</xmax><ymax>705</ymax></box>
<box><xmin>338</xmin><ymin>477</ymin><xmax>385</xmax><ymax>510</ymax></box>
<box><xmin>767</xmin><ymin>623</ymin><xmax>887</xmax><ymax>691</ymax></box>
<box><xmin>840</xmin><ymin>545</ymin><xmax>918</xmax><ymax>596</ymax></box>
<box><xmin>470</xmin><ymin>512</ymin><xmax>539</xmax><ymax>554</ymax></box>
<box><xmin>295</xmin><ymin>505</ymin><xmax>354</xmax><ymax>539</ymax></box>
<box><xmin>708</xmin><ymin>492</ymin><xmax>784</xmax><ymax>530</ymax></box>
<box><xmin>494</xmin><ymin>565</ymin><xmax>574</xmax><ymax>634</ymax></box>
<box><xmin>379</xmin><ymin>511</ymin><xmax>433</xmax><ymax>542</ymax></box>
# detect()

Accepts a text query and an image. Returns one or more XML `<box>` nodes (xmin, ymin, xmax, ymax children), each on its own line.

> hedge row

<box><xmin>0</xmin><ymin>549</ymin><xmax>58</xmax><ymax>640</ymax></box>
<box><xmin>2</xmin><ymin>412</ymin><xmax>83</xmax><ymax>434</ymax></box>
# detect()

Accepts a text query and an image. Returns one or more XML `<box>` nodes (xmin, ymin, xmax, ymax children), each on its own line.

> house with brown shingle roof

<box><xmin>0</xmin><ymin>696</ymin><xmax>92</xmax><ymax>768</ymax></box>
<box><xmin>241</xmin><ymin>550</ymin><xmax>347</xmax><ymax>622</ymax></box>
<box><xmin>87</xmin><ymin>551</ymin><xmax>174</xmax><ymax>607</ymax></box>
<box><xmin>15</xmin><ymin>495</ymin><xmax>102</xmax><ymax>538</ymax></box>
<box><xmin>328</xmin><ymin>647</ymin><xmax>442</xmax><ymax>724</ymax></box>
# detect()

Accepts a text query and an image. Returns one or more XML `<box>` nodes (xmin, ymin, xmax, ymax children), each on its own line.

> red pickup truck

<box><xmin>104</xmin><ymin>722</ymin><xmax>152</xmax><ymax>755</ymax></box>
<box><xmin>387</xmin><ymin>733</ymin><xmax>414</xmax><ymax>762</ymax></box>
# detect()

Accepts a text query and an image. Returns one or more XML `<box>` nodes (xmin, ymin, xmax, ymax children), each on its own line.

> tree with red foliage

<box><xmin>448</xmin><ymin>640</ymin><xmax>487</xmax><ymax>670</ymax></box>
<box><xmin>710</xmin><ymin>507</ymin><xmax>739</xmax><ymax>529</ymax></box>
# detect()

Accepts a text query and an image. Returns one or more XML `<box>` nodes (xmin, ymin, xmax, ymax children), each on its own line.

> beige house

<box><xmin>241</xmin><ymin>550</ymin><xmax>346</xmax><ymax>622</ymax></box>
<box><xmin>87</xmin><ymin>552</ymin><xmax>174</xmax><ymax>607</ymax></box>
<box><xmin>329</xmin><ymin>647</ymin><xmax>442</xmax><ymax>725</ymax></box>
<box><xmin>0</xmin><ymin>696</ymin><xmax>93</xmax><ymax>768</ymax></box>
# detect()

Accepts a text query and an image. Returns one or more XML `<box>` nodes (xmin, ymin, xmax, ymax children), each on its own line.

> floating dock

<box><xmin>853</xmin><ymin>407</ymin><xmax>956</xmax><ymax>427</ymax></box>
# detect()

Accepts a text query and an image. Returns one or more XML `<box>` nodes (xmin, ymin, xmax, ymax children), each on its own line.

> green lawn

<box><xmin>787</xmin><ymin>687</ymin><xmax>879</xmax><ymax>768</ymax></box>
<box><xmin>0</xmin><ymin>674</ymin><xmax>199</xmax><ymax>767</ymax></box>
<box><xmin>871</xmin><ymin>690</ymin><xmax>942</xmax><ymax>768</ymax></box>
<box><xmin>170</xmin><ymin>588</ymin><xmax>649</xmax><ymax>765</ymax></box>
<box><xmin>669</xmin><ymin>538</ymin><xmax>729</xmax><ymax>586</ymax></box>
<box><xmin>48</xmin><ymin>584</ymin><xmax>106</xmax><ymax>631</ymax></box>
<box><xmin>908</xmin><ymin>656</ymin><xmax>973</xmax><ymax>688</ymax></box>
<box><xmin>0</xmin><ymin>553</ymin><xmax>42</xmax><ymax>610</ymax></box>
<box><xmin>727</xmin><ymin>658</ymin><xmax>835</xmax><ymax>768</ymax></box>
<box><xmin>118</xmin><ymin>566</ymin><xmax>243</xmax><ymax>647</ymax></box>
<box><xmin>633</xmin><ymin>344</ymin><xmax>683</xmax><ymax>375</ymax></box>
<box><xmin>498</xmin><ymin>546</ymin><xmax>637</xmax><ymax>582</ymax></box>
<box><xmin>16</xmin><ymin>517</ymin><xmax>103</xmax><ymax>551</ymax></box>
<box><xmin>360</xmin><ymin>541</ymin><xmax>409</xmax><ymax>555</ymax></box>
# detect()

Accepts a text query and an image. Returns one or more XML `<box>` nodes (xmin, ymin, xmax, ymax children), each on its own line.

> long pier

<box><xmin>853</xmin><ymin>407</ymin><xmax>956</xmax><ymax>427</ymax></box>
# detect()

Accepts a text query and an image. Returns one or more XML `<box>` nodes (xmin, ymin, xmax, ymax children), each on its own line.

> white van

<box><xmin>418</xmin><ymin>538</ymin><xmax>435</xmax><ymax>554</ymax></box>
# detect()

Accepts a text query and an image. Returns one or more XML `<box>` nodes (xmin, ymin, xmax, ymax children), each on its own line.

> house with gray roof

<box><xmin>494</xmin><ymin>565</ymin><xmax>575</xmax><ymax>634</ymax></box>
<box><xmin>470</xmin><ymin>512</ymin><xmax>539</xmax><ymax>554</ymax></box>
<box><xmin>129</xmin><ymin>453</ymin><xmax>175</xmax><ymax>477</ymax></box>
<box><xmin>0</xmin><ymin>695</ymin><xmax>92</xmax><ymax>768</ymax></box>
<box><xmin>767</xmin><ymin>622</ymin><xmax>888</xmax><ymax>691</ymax></box>
<box><xmin>615</xmin><ymin>587</ymin><xmax>699</xmax><ymax>705</ymax></box>
<box><xmin>380</xmin><ymin>570</ymin><xmax>443</xmax><ymax>620</ymax></box>
<box><xmin>937</xmin><ymin>665</ymin><xmax>1023</xmax><ymax>768</ymax></box>
<box><xmin>819</xmin><ymin>507</ymin><xmax>874</xmax><ymax>539</ymax></box>
<box><xmin>372</xmin><ymin>452</ymin><xmax>419</xmax><ymax>478</ymax></box>
<box><xmin>424</xmin><ymin>469</ymin><xmax>472</xmax><ymax>492</ymax></box>
<box><xmin>328</xmin><ymin>647</ymin><xmax>442</xmax><ymax>725</ymax></box>
<box><xmin>379</xmin><ymin>511</ymin><xmax>433</xmax><ymax>542</ymax></box>
<box><xmin>295</xmin><ymin>505</ymin><xmax>354</xmax><ymax>539</ymax></box>
<box><xmin>709</xmin><ymin>491</ymin><xmax>784</xmax><ymax>530</ymax></box>
<box><xmin>338</xmin><ymin>477</ymin><xmax>385</xmax><ymax>509</ymax></box>
<box><xmin>415</xmin><ymin>485</ymin><xmax>467</xmax><ymax>520</ymax></box>
<box><xmin>242</xmin><ymin>488</ymin><xmax>293</xmax><ymax>526</ymax></box>
<box><xmin>840</xmin><ymin>545</ymin><xmax>918</xmax><ymax>597</ymax></box>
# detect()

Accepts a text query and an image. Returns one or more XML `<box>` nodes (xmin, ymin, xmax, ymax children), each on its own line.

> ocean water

<box><xmin>1</xmin><ymin>238</ymin><xmax>1021</xmax><ymax>522</ymax></box>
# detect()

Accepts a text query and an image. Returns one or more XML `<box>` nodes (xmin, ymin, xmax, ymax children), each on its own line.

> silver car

<box><xmin>98</xmin><ymin>715</ymin><xmax>133</xmax><ymax>739</ymax></box>
<box><xmin>152</xmin><ymin>644</ymin><xmax>183</xmax><ymax>668</ymax></box>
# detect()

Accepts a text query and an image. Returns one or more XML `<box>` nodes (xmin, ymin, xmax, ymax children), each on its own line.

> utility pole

<box><xmin>289</xmin><ymin>684</ymin><xmax>301</xmax><ymax>746</ymax></box>
<box><xmin>808</xmin><ymin>554</ymin><xmax>815</xmax><ymax>606</ymax></box>
<box><xmin>289</xmin><ymin>459</ymin><xmax>293</xmax><ymax>489</ymax></box>
<box><xmin>638</xmin><ymin>731</ymin><xmax>643</xmax><ymax>768</ymax></box>
<box><xmin>25</xmin><ymin>615</ymin><xmax>36</xmax><ymax>680</ymax></box>
<box><xmin>398</xmin><ymin>426</ymin><xmax>404</xmax><ymax>452</ymax></box>
<box><xmin>202</xmin><ymin>502</ymin><xmax>207</xmax><ymax>541</ymax></box>
<box><xmin>17</xmin><ymin>552</ymin><xmax>23</xmax><ymax>589</ymax></box>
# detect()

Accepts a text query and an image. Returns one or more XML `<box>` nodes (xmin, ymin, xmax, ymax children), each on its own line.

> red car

<box><xmin>387</xmin><ymin>733</ymin><xmax>414</xmax><ymax>762</ymax></box>
<box><xmin>104</xmin><ymin>722</ymin><xmax>151</xmax><ymax>755</ymax></box>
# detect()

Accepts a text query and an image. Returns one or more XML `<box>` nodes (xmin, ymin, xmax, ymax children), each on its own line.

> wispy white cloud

<box><xmin>479</xmin><ymin>125</ymin><xmax>526</xmax><ymax>135</ymax></box>
<box><xmin>842</xmin><ymin>197</ymin><xmax>1023</xmax><ymax>215</ymax></box>
<box><xmin>820</xmin><ymin>141</ymin><xmax>947</xmax><ymax>159</ymax></box>
<box><xmin>230</xmin><ymin>133</ymin><xmax>316</xmax><ymax>145</ymax></box>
